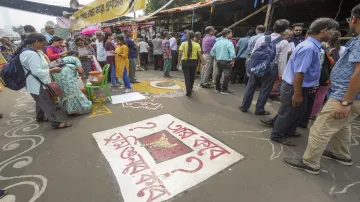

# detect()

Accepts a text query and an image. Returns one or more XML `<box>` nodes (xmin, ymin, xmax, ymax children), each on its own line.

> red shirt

<box><xmin>46</xmin><ymin>46</ymin><xmax>63</xmax><ymax>61</ymax></box>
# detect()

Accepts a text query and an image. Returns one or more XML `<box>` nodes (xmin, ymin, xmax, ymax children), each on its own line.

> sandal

<box><xmin>36</xmin><ymin>117</ymin><xmax>49</xmax><ymax>122</ymax></box>
<box><xmin>286</xmin><ymin>132</ymin><xmax>302</xmax><ymax>138</ymax></box>
<box><xmin>255</xmin><ymin>111</ymin><xmax>271</xmax><ymax>116</ymax></box>
<box><xmin>53</xmin><ymin>122</ymin><xmax>72</xmax><ymax>130</ymax></box>
<box><xmin>271</xmin><ymin>138</ymin><xmax>297</xmax><ymax>146</ymax></box>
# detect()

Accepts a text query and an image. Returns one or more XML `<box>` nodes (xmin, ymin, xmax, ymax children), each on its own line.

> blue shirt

<box><xmin>125</xmin><ymin>37</ymin><xmax>138</xmax><ymax>59</ymax></box>
<box><xmin>282</xmin><ymin>37</ymin><xmax>322</xmax><ymax>87</ymax></box>
<box><xmin>181</xmin><ymin>35</ymin><xmax>188</xmax><ymax>43</ymax></box>
<box><xmin>236</xmin><ymin>36</ymin><xmax>250</xmax><ymax>59</ymax></box>
<box><xmin>329</xmin><ymin>36</ymin><xmax>360</xmax><ymax>100</ymax></box>
<box><xmin>44</xmin><ymin>33</ymin><xmax>53</xmax><ymax>43</ymax></box>
<box><xmin>210</xmin><ymin>38</ymin><xmax>236</xmax><ymax>61</ymax></box>
<box><xmin>247</xmin><ymin>33</ymin><xmax>264</xmax><ymax>55</ymax></box>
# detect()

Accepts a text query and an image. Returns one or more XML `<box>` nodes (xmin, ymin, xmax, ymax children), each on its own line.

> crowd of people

<box><xmin>0</xmin><ymin>8</ymin><xmax>359</xmax><ymax>200</ymax></box>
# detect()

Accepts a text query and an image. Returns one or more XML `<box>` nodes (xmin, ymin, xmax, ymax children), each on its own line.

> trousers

<box><xmin>153</xmin><ymin>54</ymin><xmax>163</xmax><ymax>70</ymax></box>
<box><xmin>30</xmin><ymin>86</ymin><xmax>59</xmax><ymax>127</ymax></box>
<box><xmin>311</xmin><ymin>85</ymin><xmax>331</xmax><ymax>117</ymax></box>
<box><xmin>163</xmin><ymin>58</ymin><xmax>172</xmax><ymax>76</ymax></box>
<box><xmin>182</xmin><ymin>60</ymin><xmax>197</xmax><ymax>95</ymax></box>
<box><xmin>215</xmin><ymin>60</ymin><xmax>232</xmax><ymax>91</ymax></box>
<box><xmin>231</xmin><ymin>58</ymin><xmax>246</xmax><ymax>83</ymax></box>
<box><xmin>171</xmin><ymin>50</ymin><xmax>178</xmax><ymax>70</ymax></box>
<box><xmin>139</xmin><ymin>52</ymin><xmax>148</xmax><ymax>67</ymax></box>
<box><xmin>201</xmin><ymin>54</ymin><xmax>214</xmax><ymax>85</ymax></box>
<box><xmin>241</xmin><ymin>72</ymin><xmax>276</xmax><ymax>113</ymax></box>
<box><xmin>271</xmin><ymin>82</ymin><xmax>310</xmax><ymax>139</ymax></box>
<box><xmin>303</xmin><ymin>99</ymin><xmax>360</xmax><ymax>169</ymax></box>
<box><xmin>129</xmin><ymin>58</ymin><xmax>137</xmax><ymax>82</ymax></box>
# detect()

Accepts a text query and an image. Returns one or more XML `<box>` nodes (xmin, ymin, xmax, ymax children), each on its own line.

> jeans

<box><xmin>231</xmin><ymin>58</ymin><xmax>246</xmax><ymax>83</ymax></box>
<box><xmin>123</xmin><ymin>67</ymin><xmax>131</xmax><ymax>89</ymax></box>
<box><xmin>303</xmin><ymin>99</ymin><xmax>360</xmax><ymax>169</ymax></box>
<box><xmin>163</xmin><ymin>58</ymin><xmax>172</xmax><ymax>76</ymax></box>
<box><xmin>110</xmin><ymin>63</ymin><xmax>120</xmax><ymax>85</ymax></box>
<box><xmin>271</xmin><ymin>82</ymin><xmax>310</xmax><ymax>140</ymax></box>
<box><xmin>182</xmin><ymin>60</ymin><xmax>197</xmax><ymax>96</ymax></box>
<box><xmin>129</xmin><ymin>58</ymin><xmax>137</xmax><ymax>82</ymax></box>
<box><xmin>201</xmin><ymin>54</ymin><xmax>214</xmax><ymax>85</ymax></box>
<box><xmin>215</xmin><ymin>60</ymin><xmax>232</xmax><ymax>91</ymax></box>
<box><xmin>241</xmin><ymin>72</ymin><xmax>276</xmax><ymax>113</ymax></box>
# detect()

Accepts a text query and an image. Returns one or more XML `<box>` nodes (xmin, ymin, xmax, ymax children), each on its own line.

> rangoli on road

<box><xmin>92</xmin><ymin>114</ymin><xmax>243</xmax><ymax>202</ymax></box>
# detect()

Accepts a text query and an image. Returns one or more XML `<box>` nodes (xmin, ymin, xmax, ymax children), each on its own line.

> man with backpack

<box><xmin>239</xmin><ymin>19</ymin><xmax>290</xmax><ymax>115</ymax></box>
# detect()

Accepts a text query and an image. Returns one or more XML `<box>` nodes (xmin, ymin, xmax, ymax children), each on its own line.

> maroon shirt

<box><xmin>104</xmin><ymin>40</ymin><xmax>115</xmax><ymax>64</ymax></box>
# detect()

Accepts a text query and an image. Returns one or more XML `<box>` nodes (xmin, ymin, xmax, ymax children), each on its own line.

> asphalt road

<box><xmin>0</xmin><ymin>70</ymin><xmax>359</xmax><ymax>202</ymax></box>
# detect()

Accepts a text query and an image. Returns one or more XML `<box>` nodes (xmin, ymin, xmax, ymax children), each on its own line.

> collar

<box><xmin>271</xmin><ymin>33</ymin><xmax>281</xmax><ymax>37</ymax></box>
<box><xmin>307</xmin><ymin>37</ymin><xmax>322</xmax><ymax>49</ymax></box>
<box><xmin>258</xmin><ymin>33</ymin><xmax>265</xmax><ymax>36</ymax></box>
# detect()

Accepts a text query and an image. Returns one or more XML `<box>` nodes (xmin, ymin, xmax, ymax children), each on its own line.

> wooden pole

<box><xmin>264</xmin><ymin>1</ymin><xmax>274</xmax><ymax>30</ymax></box>
<box><xmin>227</xmin><ymin>0</ymin><xmax>279</xmax><ymax>29</ymax></box>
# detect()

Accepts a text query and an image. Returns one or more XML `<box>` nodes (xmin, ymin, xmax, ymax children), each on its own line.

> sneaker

<box><xmin>215</xmin><ymin>89</ymin><xmax>220</xmax><ymax>93</ymax></box>
<box><xmin>221</xmin><ymin>90</ymin><xmax>233</xmax><ymax>95</ymax></box>
<box><xmin>124</xmin><ymin>89</ymin><xmax>132</xmax><ymax>93</ymax></box>
<box><xmin>111</xmin><ymin>83</ymin><xmax>121</xmax><ymax>87</ymax></box>
<box><xmin>322</xmin><ymin>151</ymin><xmax>353</xmax><ymax>166</ymax></box>
<box><xmin>283</xmin><ymin>157</ymin><xmax>320</xmax><ymax>175</ymax></box>
<box><xmin>0</xmin><ymin>189</ymin><xmax>7</xmax><ymax>199</ymax></box>
<box><xmin>260</xmin><ymin>118</ymin><xmax>274</xmax><ymax>127</ymax></box>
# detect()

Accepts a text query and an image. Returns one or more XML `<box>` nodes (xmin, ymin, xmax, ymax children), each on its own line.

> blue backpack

<box><xmin>246</xmin><ymin>36</ymin><xmax>283</xmax><ymax>77</ymax></box>
<box><xmin>0</xmin><ymin>48</ymin><xmax>37</xmax><ymax>91</ymax></box>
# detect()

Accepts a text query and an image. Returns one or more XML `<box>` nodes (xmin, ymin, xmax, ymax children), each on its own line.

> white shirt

<box><xmin>20</xmin><ymin>50</ymin><xmax>51</xmax><ymax>95</ymax></box>
<box><xmin>138</xmin><ymin>41</ymin><xmax>149</xmax><ymax>53</ymax></box>
<box><xmin>252</xmin><ymin>33</ymin><xmax>289</xmax><ymax>77</ymax></box>
<box><xmin>169</xmin><ymin>37</ymin><xmax>178</xmax><ymax>51</ymax></box>
<box><xmin>95</xmin><ymin>39</ymin><xmax>106</xmax><ymax>62</ymax></box>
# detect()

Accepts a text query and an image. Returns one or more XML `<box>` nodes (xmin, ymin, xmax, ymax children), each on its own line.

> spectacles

<box><xmin>346</xmin><ymin>17</ymin><xmax>353</xmax><ymax>23</ymax></box>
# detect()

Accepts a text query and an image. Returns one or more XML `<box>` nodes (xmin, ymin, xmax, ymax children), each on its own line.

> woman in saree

<box><xmin>72</xmin><ymin>37</ymin><xmax>96</xmax><ymax>80</ymax></box>
<box><xmin>45</xmin><ymin>36</ymin><xmax>67</xmax><ymax>61</ymax></box>
<box><xmin>51</xmin><ymin>51</ymin><xmax>92</xmax><ymax>115</ymax></box>
<box><xmin>113</xmin><ymin>35</ymin><xmax>132</xmax><ymax>93</ymax></box>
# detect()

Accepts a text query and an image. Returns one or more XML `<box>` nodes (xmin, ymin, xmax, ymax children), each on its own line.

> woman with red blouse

<box><xmin>45</xmin><ymin>36</ymin><xmax>67</xmax><ymax>61</ymax></box>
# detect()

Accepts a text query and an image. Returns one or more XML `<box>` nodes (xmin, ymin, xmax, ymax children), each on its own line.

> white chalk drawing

<box><xmin>0</xmin><ymin>92</ymin><xmax>47</xmax><ymax>202</ymax></box>
<box><xmin>122</xmin><ymin>102</ymin><xmax>163</xmax><ymax>110</ymax></box>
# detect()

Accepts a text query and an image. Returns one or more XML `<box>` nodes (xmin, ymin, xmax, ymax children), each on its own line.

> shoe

<box><xmin>130</xmin><ymin>80</ymin><xmax>140</xmax><ymax>84</ymax></box>
<box><xmin>283</xmin><ymin>157</ymin><xmax>320</xmax><ymax>175</ymax></box>
<box><xmin>322</xmin><ymin>151</ymin><xmax>353</xmax><ymax>166</ymax></box>
<box><xmin>111</xmin><ymin>83</ymin><xmax>121</xmax><ymax>87</ymax></box>
<box><xmin>201</xmin><ymin>84</ymin><xmax>213</xmax><ymax>89</ymax></box>
<box><xmin>260</xmin><ymin>118</ymin><xmax>274</xmax><ymax>127</ymax></box>
<box><xmin>238</xmin><ymin>106</ymin><xmax>248</xmax><ymax>113</ymax></box>
<box><xmin>271</xmin><ymin>137</ymin><xmax>297</xmax><ymax>146</ymax></box>
<box><xmin>298</xmin><ymin>124</ymin><xmax>308</xmax><ymax>129</ymax></box>
<box><xmin>124</xmin><ymin>89</ymin><xmax>132</xmax><ymax>93</ymax></box>
<box><xmin>0</xmin><ymin>113</ymin><xmax>3</xmax><ymax>119</ymax></box>
<box><xmin>221</xmin><ymin>90</ymin><xmax>233</xmax><ymax>95</ymax></box>
<box><xmin>0</xmin><ymin>189</ymin><xmax>6</xmax><ymax>199</ymax></box>
<box><xmin>215</xmin><ymin>89</ymin><xmax>220</xmax><ymax>93</ymax></box>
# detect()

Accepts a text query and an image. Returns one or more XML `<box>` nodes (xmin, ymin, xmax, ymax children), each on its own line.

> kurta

<box><xmin>114</xmin><ymin>44</ymin><xmax>129</xmax><ymax>78</ymax></box>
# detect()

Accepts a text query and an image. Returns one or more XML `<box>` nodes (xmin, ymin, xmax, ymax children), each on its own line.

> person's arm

<box><xmin>278</xmin><ymin>41</ymin><xmax>289</xmax><ymax>78</ymax></box>
<box><xmin>210</xmin><ymin>43</ymin><xmax>217</xmax><ymax>57</ymax></box>
<box><xmin>166</xmin><ymin>42</ymin><xmax>171</xmax><ymax>58</ymax></box>
<box><xmin>228</xmin><ymin>41</ymin><xmax>236</xmax><ymax>67</ymax></box>
<box><xmin>291</xmin><ymin>47</ymin><xmax>314</xmax><ymax>107</ymax></box>
<box><xmin>120</xmin><ymin>46</ymin><xmax>129</xmax><ymax>58</ymax></box>
<box><xmin>24</xmin><ymin>51</ymin><xmax>51</xmax><ymax>78</ymax></box>
<box><xmin>178</xmin><ymin>43</ymin><xmax>183</xmax><ymax>65</ymax></box>
<box><xmin>46</xmin><ymin>47</ymin><xmax>61</xmax><ymax>61</ymax></box>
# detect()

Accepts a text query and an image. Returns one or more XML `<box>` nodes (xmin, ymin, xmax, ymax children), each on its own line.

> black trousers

<box><xmin>271</xmin><ymin>82</ymin><xmax>310</xmax><ymax>140</ymax></box>
<box><xmin>216</xmin><ymin>60</ymin><xmax>232</xmax><ymax>91</ymax></box>
<box><xmin>171</xmin><ymin>50</ymin><xmax>178</xmax><ymax>71</ymax></box>
<box><xmin>231</xmin><ymin>58</ymin><xmax>246</xmax><ymax>83</ymax></box>
<box><xmin>154</xmin><ymin>54</ymin><xmax>163</xmax><ymax>70</ymax></box>
<box><xmin>299</xmin><ymin>88</ymin><xmax>318</xmax><ymax>127</ymax></box>
<box><xmin>140</xmin><ymin>52</ymin><xmax>149</xmax><ymax>67</ymax></box>
<box><xmin>182</xmin><ymin>60</ymin><xmax>197</xmax><ymax>96</ymax></box>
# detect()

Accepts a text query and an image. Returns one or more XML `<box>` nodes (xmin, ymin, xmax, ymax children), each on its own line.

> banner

<box><xmin>70</xmin><ymin>0</ymin><xmax>146</xmax><ymax>30</ymax></box>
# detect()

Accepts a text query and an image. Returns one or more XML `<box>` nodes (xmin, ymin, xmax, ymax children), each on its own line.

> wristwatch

<box><xmin>340</xmin><ymin>100</ymin><xmax>353</xmax><ymax>106</ymax></box>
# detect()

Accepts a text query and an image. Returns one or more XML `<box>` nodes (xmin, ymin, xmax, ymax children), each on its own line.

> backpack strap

<box><xmin>265</xmin><ymin>35</ymin><xmax>272</xmax><ymax>43</ymax></box>
<box><xmin>272</xmin><ymin>37</ymin><xmax>284</xmax><ymax>45</ymax></box>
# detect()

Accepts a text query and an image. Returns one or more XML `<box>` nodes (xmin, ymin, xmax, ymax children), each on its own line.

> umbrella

<box><xmin>80</xmin><ymin>27</ymin><xmax>100</xmax><ymax>35</ymax></box>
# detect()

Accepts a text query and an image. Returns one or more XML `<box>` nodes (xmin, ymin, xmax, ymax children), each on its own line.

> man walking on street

<box><xmin>124</xmin><ymin>29</ymin><xmax>140</xmax><ymax>83</ymax></box>
<box><xmin>139</xmin><ymin>38</ymin><xmax>149</xmax><ymax>70</ymax></box>
<box><xmin>210</xmin><ymin>28</ymin><xmax>236</xmax><ymax>95</ymax></box>
<box><xmin>152</xmin><ymin>34</ymin><xmax>163</xmax><ymax>71</ymax></box>
<box><xmin>232</xmin><ymin>29</ymin><xmax>255</xmax><ymax>84</ymax></box>
<box><xmin>169</xmin><ymin>33</ymin><xmax>178</xmax><ymax>71</ymax></box>
<box><xmin>162</xmin><ymin>32</ymin><xmax>172</xmax><ymax>78</ymax></box>
<box><xmin>240</xmin><ymin>19</ymin><xmax>290</xmax><ymax>115</ymax></box>
<box><xmin>283</xmin><ymin>7</ymin><xmax>359</xmax><ymax>174</ymax></box>
<box><xmin>270</xmin><ymin>18</ymin><xmax>339</xmax><ymax>147</ymax></box>
<box><xmin>201</xmin><ymin>26</ymin><xmax>217</xmax><ymax>88</ymax></box>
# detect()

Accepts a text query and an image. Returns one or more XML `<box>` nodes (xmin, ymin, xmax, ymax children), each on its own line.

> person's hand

<box><xmin>231</xmin><ymin>61</ymin><xmax>235</xmax><ymax>67</ymax></box>
<box><xmin>331</xmin><ymin>102</ymin><xmax>351</xmax><ymax>119</ymax></box>
<box><xmin>87</xmin><ymin>55</ymin><xmax>93</xmax><ymax>59</ymax></box>
<box><xmin>59</xmin><ymin>51</ymin><xmax>67</xmax><ymax>56</ymax></box>
<box><xmin>51</xmin><ymin>67</ymin><xmax>61</xmax><ymax>73</ymax></box>
<box><xmin>292</xmin><ymin>93</ymin><xmax>303</xmax><ymax>107</ymax></box>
